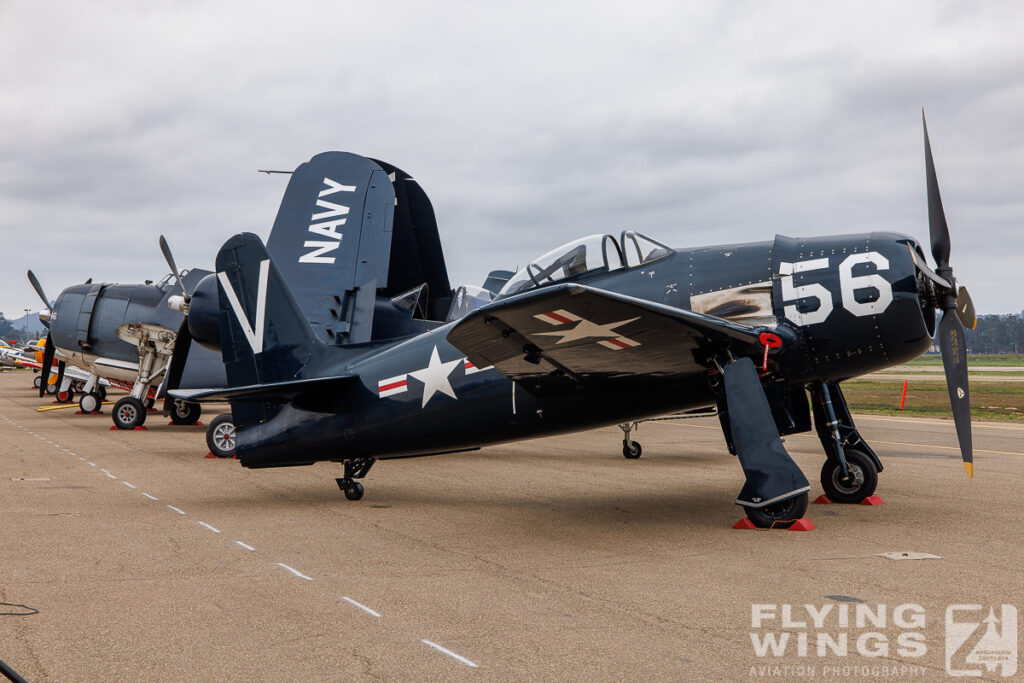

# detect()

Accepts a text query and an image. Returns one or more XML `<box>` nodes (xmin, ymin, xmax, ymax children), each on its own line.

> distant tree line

<box><xmin>0</xmin><ymin>314</ymin><xmax>34</xmax><ymax>344</ymax></box>
<box><xmin>966</xmin><ymin>313</ymin><xmax>1024</xmax><ymax>354</ymax></box>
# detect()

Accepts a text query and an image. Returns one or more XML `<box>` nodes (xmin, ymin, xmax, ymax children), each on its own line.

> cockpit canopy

<box><xmin>497</xmin><ymin>231</ymin><xmax>672</xmax><ymax>298</ymax></box>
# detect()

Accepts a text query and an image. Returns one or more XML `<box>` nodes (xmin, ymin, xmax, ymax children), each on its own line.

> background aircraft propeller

<box><xmin>158</xmin><ymin>236</ymin><xmax>194</xmax><ymax>413</ymax></box>
<box><xmin>922</xmin><ymin>112</ymin><xmax>975</xmax><ymax>477</ymax></box>
<box><xmin>27</xmin><ymin>270</ymin><xmax>59</xmax><ymax>397</ymax></box>
<box><xmin>159</xmin><ymin>235</ymin><xmax>193</xmax><ymax>302</ymax></box>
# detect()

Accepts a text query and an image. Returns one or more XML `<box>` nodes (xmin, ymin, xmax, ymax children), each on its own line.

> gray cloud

<box><xmin>2</xmin><ymin>1</ymin><xmax>1023</xmax><ymax>318</ymax></box>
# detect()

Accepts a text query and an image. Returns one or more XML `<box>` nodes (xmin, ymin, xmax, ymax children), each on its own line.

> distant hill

<box><xmin>9</xmin><ymin>311</ymin><xmax>47</xmax><ymax>336</ymax></box>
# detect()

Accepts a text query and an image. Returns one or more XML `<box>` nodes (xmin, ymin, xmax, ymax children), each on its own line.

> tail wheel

<box><xmin>744</xmin><ymin>492</ymin><xmax>809</xmax><ymax>529</ymax></box>
<box><xmin>206</xmin><ymin>413</ymin><xmax>236</xmax><ymax>458</ymax></box>
<box><xmin>820</xmin><ymin>448</ymin><xmax>878</xmax><ymax>504</ymax></box>
<box><xmin>622</xmin><ymin>441</ymin><xmax>642</xmax><ymax>459</ymax></box>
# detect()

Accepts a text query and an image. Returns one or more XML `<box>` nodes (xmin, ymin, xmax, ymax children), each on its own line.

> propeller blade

<box><xmin>923</xmin><ymin>111</ymin><xmax>952</xmax><ymax>270</ymax></box>
<box><xmin>159</xmin><ymin>235</ymin><xmax>191</xmax><ymax>299</ymax></box>
<box><xmin>956</xmin><ymin>286</ymin><xmax>977</xmax><ymax>330</ymax></box>
<box><xmin>27</xmin><ymin>270</ymin><xmax>51</xmax><ymax>309</ymax></box>
<box><xmin>39</xmin><ymin>334</ymin><xmax>55</xmax><ymax>398</ymax></box>
<box><xmin>906</xmin><ymin>244</ymin><xmax>951</xmax><ymax>289</ymax></box>
<box><xmin>937</xmin><ymin>310</ymin><xmax>973</xmax><ymax>477</ymax></box>
<box><xmin>161</xmin><ymin>319</ymin><xmax>192</xmax><ymax>414</ymax></box>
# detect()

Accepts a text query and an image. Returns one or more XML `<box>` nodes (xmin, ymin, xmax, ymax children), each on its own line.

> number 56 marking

<box><xmin>779</xmin><ymin>252</ymin><xmax>893</xmax><ymax>326</ymax></box>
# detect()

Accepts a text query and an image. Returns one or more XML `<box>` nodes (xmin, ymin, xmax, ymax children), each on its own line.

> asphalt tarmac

<box><xmin>2</xmin><ymin>371</ymin><xmax>1023</xmax><ymax>681</ymax></box>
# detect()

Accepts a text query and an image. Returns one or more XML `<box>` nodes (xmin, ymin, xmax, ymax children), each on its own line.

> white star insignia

<box><xmin>407</xmin><ymin>345</ymin><xmax>462</xmax><ymax>407</ymax></box>
<box><xmin>533</xmin><ymin>317</ymin><xmax>640</xmax><ymax>344</ymax></box>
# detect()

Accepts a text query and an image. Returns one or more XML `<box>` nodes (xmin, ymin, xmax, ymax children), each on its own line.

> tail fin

<box><xmin>215</xmin><ymin>232</ymin><xmax>320</xmax><ymax>388</ymax></box>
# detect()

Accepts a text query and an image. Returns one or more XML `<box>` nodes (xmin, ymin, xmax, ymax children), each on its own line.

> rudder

<box><xmin>215</xmin><ymin>232</ymin><xmax>320</xmax><ymax>389</ymax></box>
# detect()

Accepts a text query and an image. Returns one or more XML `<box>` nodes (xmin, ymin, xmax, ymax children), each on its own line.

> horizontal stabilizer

<box><xmin>169</xmin><ymin>373</ymin><xmax>355</xmax><ymax>402</ymax></box>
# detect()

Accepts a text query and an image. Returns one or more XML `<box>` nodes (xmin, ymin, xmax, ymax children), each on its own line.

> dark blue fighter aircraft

<box><xmin>170</xmin><ymin>116</ymin><xmax>976</xmax><ymax>528</ymax></box>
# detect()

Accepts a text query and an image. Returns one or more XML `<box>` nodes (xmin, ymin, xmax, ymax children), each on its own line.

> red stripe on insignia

<box><xmin>604</xmin><ymin>337</ymin><xmax>632</xmax><ymax>349</ymax></box>
<box><xmin>545</xmin><ymin>311</ymin><xmax>573</xmax><ymax>324</ymax></box>
<box><xmin>464</xmin><ymin>361</ymin><xmax>475</xmax><ymax>369</ymax></box>
<box><xmin>378</xmin><ymin>379</ymin><xmax>407</xmax><ymax>393</ymax></box>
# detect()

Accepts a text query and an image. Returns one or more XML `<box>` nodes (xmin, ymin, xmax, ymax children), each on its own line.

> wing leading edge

<box><xmin>446</xmin><ymin>283</ymin><xmax>785</xmax><ymax>396</ymax></box>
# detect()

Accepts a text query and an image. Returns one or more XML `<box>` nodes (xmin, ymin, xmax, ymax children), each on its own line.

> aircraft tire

<box><xmin>169</xmin><ymin>401</ymin><xmax>202</xmax><ymax>426</ymax></box>
<box><xmin>343</xmin><ymin>482</ymin><xmax>364</xmax><ymax>501</ymax></box>
<box><xmin>113</xmin><ymin>397</ymin><xmax>146</xmax><ymax>430</ymax></box>
<box><xmin>743</xmin><ymin>492</ymin><xmax>809</xmax><ymax>529</ymax></box>
<box><xmin>79</xmin><ymin>393</ymin><xmax>100</xmax><ymax>414</ymax></box>
<box><xmin>819</xmin><ymin>448</ymin><xmax>878</xmax><ymax>504</ymax></box>
<box><xmin>33</xmin><ymin>376</ymin><xmax>42</xmax><ymax>389</ymax></box>
<box><xmin>622</xmin><ymin>441</ymin><xmax>642</xmax><ymax>459</ymax></box>
<box><xmin>56</xmin><ymin>388</ymin><xmax>75</xmax><ymax>404</ymax></box>
<box><xmin>206</xmin><ymin>413</ymin><xmax>236</xmax><ymax>458</ymax></box>
<box><xmin>45</xmin><ymin>382</ymin><xmax>57</xmax><ymax>395</ymax></box>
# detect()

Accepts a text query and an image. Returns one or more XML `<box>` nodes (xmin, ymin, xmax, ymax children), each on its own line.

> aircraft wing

<box><xmin>446</xmin><ymin>283</ymin><xmax>782</xmax><ymax>396</ymax></box>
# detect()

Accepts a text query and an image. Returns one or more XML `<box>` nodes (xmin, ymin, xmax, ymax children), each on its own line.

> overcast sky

<box><xmin>2</xmin><ymin>1</ymin><xmax>1023</xmax><ymax>320</ymax></box>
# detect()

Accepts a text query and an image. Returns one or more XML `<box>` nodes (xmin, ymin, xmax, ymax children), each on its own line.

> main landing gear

<box><xmin>206</xmin><ymin>414</ymin><xmax>236</xmax><ymax>458</ymax></box>
<box><xmin>336</xmin><ymin>458</ymin><xmax>376</xmax><ymax>501</ymax></box>
<box><xmin>809</xmin><ymin>381</ymin><xmax>881</xmax><ymax>504</ymax></box>
<box><xmin>169</xmin><ymin>399</ymin><xmax>202</xmax><ymax>426</ymax></box>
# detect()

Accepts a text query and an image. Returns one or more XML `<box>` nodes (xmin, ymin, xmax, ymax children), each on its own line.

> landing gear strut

<box><xmin>809</xmin><ymin>381</ymin><xmax>881</xmax><ymax>503</ymax></box>
<box><xmin>618</xmin><ymin>421</ymin><xmax>642</xmax><ymax>458</ymax></box>
<box><xmin>336</xmin><ymin>458</ymin><xmax>376</xmax><ymax>501</ymax></box>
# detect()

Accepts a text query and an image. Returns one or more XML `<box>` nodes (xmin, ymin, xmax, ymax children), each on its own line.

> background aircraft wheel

<box><xmin>206</xmin><ymin>414</ymin><xmax>236</xmax><ymax>457</ymax></box>
<box><xmin>97</xmin><ymin>386</ymin><xmax>107</xmax><ymax>402</ymax></box>
<box><xmin>744</xmin><ymin>492</ymin><xmax>809</xmax><ymax>529</ymax></box>
<box><xmin>143</xmin><ymin>397</ymin><xmax>156</xmax><ymax>410</ymax></box>
<box><xmin>113</xmin><ymin>397</ymin><xmax>146</xmax><ymax>430</ymax></box>
<box><xmin>622</xmin><ymin>440</ymin><xmax>642</xmax><ymax>459</ymax></box>
<box><xmin>45</xmin><ymin>382</ymin><xmax>57</xmax><ymax>395</ymax></box>
<box><xmin>819</xmin><ymin>448</ymin><xmax>878</xmax><ymax>504</ymax></box>
<box><xmin>33</xmin><ymin>376</ymin><xmax>42</xmax><ymax>389</ymax></box>
<box><xmin>56</xmin><ymin>388</ymin><xmax>75</xmax><ymax>404</ymax></box>
<box><xmin>343</xmin><ymin>481</ymin><xmax>364</xmax><ymax>501</ymax></box>
<box><xmin>79</xmin><ymin>393</ymin><xmax>100</xmax><ymax>414</ymax></box>
<box><xmin>170</xmin><ymin>401</ymin><xmax>202</xmax><ymax>426</ymax></box>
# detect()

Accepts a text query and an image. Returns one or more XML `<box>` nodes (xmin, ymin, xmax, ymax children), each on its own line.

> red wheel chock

<box><xmin>787</xmin><ymin>518</ymin><xmax>815</xmax><ymax>531</ymax></box>
<box><xmin>732</xmin><ymin>517</ymin><xmax>815</xmax><ymax>531</ymax></box>
<box><xmin>74</xmin><ymin>410</ymin><xmax>105</xmax><ymax>415</ymax></box>
<box><xmin>167</xmin><ymin>420</ymin><xmax>205</xmax><ymax>426</ymax></box>
<box><xmin>204</xmin><ymin>452</ymin><xmax>216</xmax><ymax>459</ymax></box>
<box><xmin>859</xmin><ymin>495</ymin><xmax>885</xmax><ymax>505</ymax></box>
<box><xmin>813</xmin><ymin>495</ymin><xmax>833</xmax><ymax>504</ymax></box>
<box><xmin>108</xmin><ymin>425</ymin><xmax>148</xmax><ymax>431</ymax></box>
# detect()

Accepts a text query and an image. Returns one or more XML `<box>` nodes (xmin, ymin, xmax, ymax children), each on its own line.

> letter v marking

<box><xmin>217</xmin><ymin>259</ymin><xmax>270</xmax><ymax>354</ymax></box>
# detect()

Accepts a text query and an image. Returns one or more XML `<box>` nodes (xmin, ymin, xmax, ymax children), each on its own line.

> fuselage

<box><xmin>233</xmin><ymin>231</ymin><xmax>935</xmax><ymax>468</ymax></box>
<box><xmin>47</xmin><ymin>272</ymin><xmax>226</xmax><ymax>389</ymax></box>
